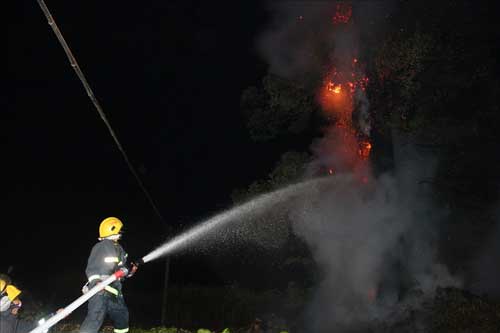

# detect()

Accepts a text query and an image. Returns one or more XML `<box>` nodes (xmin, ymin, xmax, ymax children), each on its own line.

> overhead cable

<box><xmin>36</xmin><ymin>0</ymin><xmax>165</xmax><ymax>223</ymax></box>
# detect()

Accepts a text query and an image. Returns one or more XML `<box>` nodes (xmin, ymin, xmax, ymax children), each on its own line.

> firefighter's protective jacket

<box><xmin>85</xmin><ymin>239</ymin><xmax>128</xmax><ymax>296</ymax></box>
<box><xmin>0</xmin><ymin>310</ymin><xmax>35</xmax><ymax>333</ymax></box>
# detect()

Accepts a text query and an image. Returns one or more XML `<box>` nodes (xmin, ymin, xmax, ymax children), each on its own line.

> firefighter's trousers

<box><xmin>80</xmin><ymin>292</ymin><xmax>129</xmax><ymax>333</ymax></box>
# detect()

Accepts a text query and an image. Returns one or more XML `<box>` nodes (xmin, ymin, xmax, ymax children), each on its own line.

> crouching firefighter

<box><xmin>79</xmin><ymin>217</ymin><xmax>140</xmax><ymax>333</ymax></box>
<box><xmin>0</xmin><ymin>275</ymin><xmax>35</xmax><ymax>333</ymax></box>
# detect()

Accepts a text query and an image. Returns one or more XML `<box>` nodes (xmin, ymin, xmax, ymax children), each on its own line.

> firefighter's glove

<box><xmin>126</xmin><ymin>262</ymin><xmax>139</xmax><ymax>278</ymax></box>
<box><xmin>126</xmin><ymin>258</ymin><xmax>143</xmax><ymax>278</ymax></box>
<box><xmin>81</xmin><ymin>283</ymin><xmax>89</xmax><ymax>295</ymax></box>
<box><xmin>82</xmin><ymin>280</ymin><xmax>102</xmax><ymax>294</ymax></box>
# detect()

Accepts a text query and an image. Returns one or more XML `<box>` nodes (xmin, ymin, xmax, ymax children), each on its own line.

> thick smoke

<box><xmin>353</xmin><ymin>88</ymin><xmax>371</xmax><ymax>136</ymax></box>
<box><xmin>257</xmin><ymin>2</ymin><xmax>461</xmax><ymax>330</ymax></box>
<box><xmin>258</xmin><ymin>2</ymin><xmax>338</xmax><ymax>82</ymax></box>
<box><xmin>289</xmin><ymin>163</ymin><xmax>461</xmax><ymax>330</ymax></box>
<box><xmin>470</xmin><ymin>204</ymin><xmax>500</xmax><ymax>300</ymax></box>
<box><xmin>258</xmin><ymin>1</ymin><xmax>395</xmax><ymax>80</ymax></box>
<box><xmin>258</xmin><ymin>1</ymin><xmax>373</xmax><ymax>154</ymax></box>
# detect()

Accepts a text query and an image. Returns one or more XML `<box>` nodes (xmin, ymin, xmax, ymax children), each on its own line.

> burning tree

<box><xmin>240</xmin><ymin>1</ymin><xmax>374</xmax><ymax>183</ymax></box>
<box><xmin>236</xmin><ymin>1</ymin><xmax>500</xmax><ymax>330</ymax></box>
<box><xmin>312</xmin><ymin>2</ymin><xmax>373</xmax><ymax>179</ymax></box>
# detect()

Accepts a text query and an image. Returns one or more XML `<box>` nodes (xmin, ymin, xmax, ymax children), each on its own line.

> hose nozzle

<box><xmin>114</xmin><ymin>268</ymin><xmax>129</xmax><ymax>279</ymax></box>
<box><xmin>132</xmin><ymin>258</ymin><xmax>144</xmax><ymax>267</ymax></box>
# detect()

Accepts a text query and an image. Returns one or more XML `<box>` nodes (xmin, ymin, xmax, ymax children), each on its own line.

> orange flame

<box><xmin>327</xmin><ymin>82</ymin><xmax>342</xmax><ymax>94</ymax></box>
<box><xmin>358</xmin><ymin>141</ymin><xmax>372</xmax><ymax>159</ymax></box>
<box><xmin>318</xmin><ymin>55</ymin><xmax>372</xmax><ymax>175</ymax></box>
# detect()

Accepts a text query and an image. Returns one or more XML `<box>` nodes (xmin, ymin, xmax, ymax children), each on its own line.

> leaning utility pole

<box><xmin>161</xmin><ymin>254</ymin><xmax>171</xmax><ymax>325</ymax></box>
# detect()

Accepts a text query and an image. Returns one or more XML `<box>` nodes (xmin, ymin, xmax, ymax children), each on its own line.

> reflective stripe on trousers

<box><xmin>104</xmin><ymin>286</ymin><xmax>120</xmax><ymax>296</ymax></box>
<box><xmin>114</xmin><ymin>328</ymin><xmax>129</xmax><ymax>333</ymax></box>
<box><xmin>79</xmin><ymin>292</ymin><xmax>129</xmax><ymax>333</ymax></box>
<box><xmin>87</xmin><ymin>275</ymin><xmax>119</xmax><ymax>295</ymax></box>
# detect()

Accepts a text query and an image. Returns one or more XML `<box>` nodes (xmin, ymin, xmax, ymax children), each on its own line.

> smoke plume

<box><xmin>289</xmin><ymin>166</ymin><xmax>461</xmax><ymax>330</ymax></box>
<box><xmin>258</xmin><ymin>2</ymin><xmax>336</xmax><ymax>82</ymax></box>
<box><xmin>470</xmin><ymin>204</ymin><xmax>500</xmax><ymax>300</ymax></box>
<box><xmin>257</xmin><ymin>2</ymin><xmax>462</xmax><ymax>330</ymax></box>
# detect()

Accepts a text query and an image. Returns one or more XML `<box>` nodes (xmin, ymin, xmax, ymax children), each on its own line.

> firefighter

<box><xmin>79</xmin><ymin>217</ymin><xmax>139</xmax><ymax>333</ymax></box>
<box><xmin>0</xmin><ymin>276</ymin><xmax>36</xmax><ymax>333</ymax></box>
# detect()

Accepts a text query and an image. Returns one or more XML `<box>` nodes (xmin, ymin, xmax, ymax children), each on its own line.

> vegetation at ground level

<box><xmin>42</xmin><ymin>288</ymin><xmax>499</xmax><ymax>333</ymax></box>
<box><xmin>15</xmin><ymin>2</ymin><xmax>500</xmax><ymax>333</ymax></box>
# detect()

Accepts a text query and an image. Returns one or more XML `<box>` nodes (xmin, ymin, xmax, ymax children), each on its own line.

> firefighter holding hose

<box><xmin>79</xmin><ymin>217</ymin><xmax>139</xmax><ymax>333</ymax></box>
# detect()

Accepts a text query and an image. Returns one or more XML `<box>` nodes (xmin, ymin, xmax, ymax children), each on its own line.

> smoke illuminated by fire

<box><xmin>257</xmin><ymin>4</ymin><xmax>463</xmax><ymax>329</ymax></box>
<box><xmin>319</xmin><ymin>57</ymin><xmax>371</xmax><ymax>175</ymax></box>
<box><xmin>259</xmin><ymin>1</ymin><xmax>372</xmax><ymax>177</ymax></box>
<box><xmin>310</xmin><ymin>2</ymin><xmax>372</xmax><ymax>180</ymax></box>
<box><xmin>316</xmin><ymin>2</ymin><xmax>373</xmax><ymax>179</ymax></box>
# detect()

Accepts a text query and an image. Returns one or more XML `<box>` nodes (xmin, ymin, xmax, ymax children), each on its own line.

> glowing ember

<box><xmin>333</xmin><ymin>2</ymin><xmax>352</xmax><ymax>24</ymax></box>
<box><xmin>317</xmin><ymin>5</ymin><xmax>372</xmax><ymax>176</ymax></box>
<box><xmin>318</xmin><ymin>55</ymin><xmax>372</xmax><ymax>173</ymax></box>
<box><xmin>358</xmin><ymin>141</ymin><xmax>372</xmax><ymax>159</ymax></box>
<box><xmin>327</xmin><ymin>82</ymin><xmax>342</xmax><ymax>94</ymax></box>
<box><xmin>323</xmin><ymin>58</ymin><xmax>369</xmax><ymax>99</ymax></box>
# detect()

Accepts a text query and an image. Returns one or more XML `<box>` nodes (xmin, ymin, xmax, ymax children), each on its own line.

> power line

<box><xmin>36</xmin><ymin>2</ymin><xmax>172</xmax><ymax>325</ymax></box>
<box><xmin>36</xmin><ymin>0</ymin><xmax>165</xmax><ymax>224</ymax></box>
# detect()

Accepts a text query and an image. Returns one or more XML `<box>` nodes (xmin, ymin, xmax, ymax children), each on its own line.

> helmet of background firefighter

<box><xmin>0</xmin><ymin>276</ymin><xmax>22</xmax><ymax>312</ymax></box>
<box><xmin>99</xmin><ymin>217</ymin><xmax>124</xmax><ymax>239</ymax></box>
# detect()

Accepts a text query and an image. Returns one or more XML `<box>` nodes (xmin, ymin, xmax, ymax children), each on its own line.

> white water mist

<box><xmin>142</xmin><ymin>177</ymin><xmax>333</xmax><ymax>263</ymax></box>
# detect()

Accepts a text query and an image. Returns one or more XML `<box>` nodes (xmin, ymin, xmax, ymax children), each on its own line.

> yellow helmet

<box><xmin>0</xmin><ymin>279</ymin><xmax>7</xmax><ymax>294</ymax></box>
<box><xmin>5</xmin><ymin>285</ymin><xmax>21</xmax><ymax>301</ymax></box>
<box><xmin>99</xmin><ymin>217</ymin><xmax>123</xmax><ymax>238</ymax></box>
<box><xmin>1</xmin><ymin>278</ymin><xmax>21</xmax><ymax>302</ymax></box>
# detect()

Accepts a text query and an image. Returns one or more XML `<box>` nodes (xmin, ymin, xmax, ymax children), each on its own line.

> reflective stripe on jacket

<box><xmin>85</xmin><ymin>239</ymin><xmax>128</xmax><ymax>295</ymax></box>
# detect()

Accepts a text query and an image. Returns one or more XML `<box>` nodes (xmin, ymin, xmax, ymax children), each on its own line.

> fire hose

<box><xmin>29</xmin><ymin>268</ymin><xmax>129</xmax><ymax>333</ymax></box>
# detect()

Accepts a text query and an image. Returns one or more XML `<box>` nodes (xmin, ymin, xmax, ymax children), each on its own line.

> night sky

<box><xmin>7</xmin><ymin>1</ymin><xmax>273</xmax><ymax>300</ymax></box>
<box><xmin>6</xmin><ymin>0</ymin><xmax>500</xmax><ymax>328</ymax></box>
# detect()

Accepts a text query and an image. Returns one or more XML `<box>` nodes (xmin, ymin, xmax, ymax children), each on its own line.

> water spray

<box><xmin>29</xmin><ymin>176</ymin><xmax>333</xmax><ymax>333</ymax></box>
<box><xmin>31</xmin><ymin>0</ymin><xmax>337</xmax><ymax>329</ymax></box>
<box><xmin>142</xmin><ymin>176</ymin><xmax>333</xmax><ymax>263</ymax></box>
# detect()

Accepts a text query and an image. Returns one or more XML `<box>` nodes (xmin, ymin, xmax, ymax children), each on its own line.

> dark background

<box><xmin>6</xmin><ymin>0</ymin><xmax>500</xmax><ymax>328</ymax></box>
<box><xmin>7</xmin><ymin>0</ymin><xmax>275</xmax><ymax>317</ymax></box>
